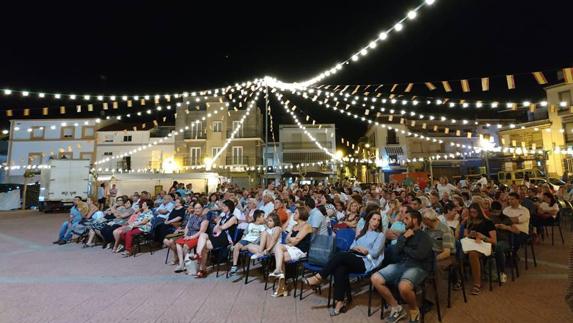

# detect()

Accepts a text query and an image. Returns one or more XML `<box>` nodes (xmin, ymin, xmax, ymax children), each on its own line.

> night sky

<box><xmin>1</xmin><ymin>0</ymin><xmax>572</xmax><ymax>142</ymax></box>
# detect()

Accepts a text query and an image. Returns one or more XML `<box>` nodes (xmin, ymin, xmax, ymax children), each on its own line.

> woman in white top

<box><xmin>436</xmin><ymin>177</ymin><xmax>456</xmax><ymax>199</ymax></box>
<box><xmin>537</xmin><ymin>192</ymin><xmax>559</xmax><ymax>224</ymax></box>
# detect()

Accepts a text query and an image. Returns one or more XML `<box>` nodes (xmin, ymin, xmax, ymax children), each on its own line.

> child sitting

<box><xmin>229</xmin><ymin>210</ymin><xmax>266</xmax><ymax>275</ymax></box>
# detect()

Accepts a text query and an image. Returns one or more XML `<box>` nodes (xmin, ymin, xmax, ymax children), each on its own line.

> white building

<box><xmin>279</xmin><ymin>124</ymin><xmax>338</xmax><ymax>179</ymax></box>
<box><xmin>5</xmin><ymin>118</ymin><xmax>100</xmax><ymax>183</ymax></box>
<box><xmin>95</xmin><ymin>126</ymin><xmax>175</xmax><ymax>173</ymax></box>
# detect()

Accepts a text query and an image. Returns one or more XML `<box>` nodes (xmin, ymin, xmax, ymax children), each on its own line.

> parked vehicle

<box><xmin>39</xmin><ymin>159</ymin><xmax>91</xmax><ymax>212</ymax></box>
<box><xmin>528</xmin><ymin>177</ymin><xmax>565</xmax><ymax>191</ymax></box>
<box><xmin>497</xmin><ymin>168</ymin><xmax>545</xmax><ymax>186</ymax></box>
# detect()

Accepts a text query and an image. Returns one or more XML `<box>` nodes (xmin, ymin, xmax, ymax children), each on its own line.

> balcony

<box><xmin>282</xmin><ymin>141</ymin><xmax>333</xmax><ymax>149</ymax></box>
<box><xmin>183</xmin><ymin>130</ymin><xmax>207</xmax><ymax>140</ymax></box>
<box><xmin>225</xmin><ymin>129</ymin><xmax>262</xmax><ymax>139</ymax></box>
<box><xmin>224</xmin><ymin>156</ymin><xmax>259</xmax><ymax>166</ymax></box>
<box><xmin>183</xmin><ymin>156</ymin><xmax>203</xmax><ymax>166</ymax></box>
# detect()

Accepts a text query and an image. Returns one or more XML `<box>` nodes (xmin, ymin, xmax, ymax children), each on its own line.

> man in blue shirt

<box><xmin>306</xmin><ymin>196</ymin><xmax>328</xmax><ymax>235</ymax></box>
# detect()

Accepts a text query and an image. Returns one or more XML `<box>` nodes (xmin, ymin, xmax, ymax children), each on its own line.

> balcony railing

<box><xmin>282</xmin><ymin>142</ymin><xmax>333</xmax><ymax>149</ymax></box>
<box><xmin>183</xmin><ymin>156</ymin><xmax>203</xmax><ymax>166</ymax></box>
<box><xmin>225</xmin><ymin>129</ymin><xmax>262</xmax><ymax>139</ymax></box>
<box><xmin>224</xmin><ymin>156</ymin><xmax>258</xmax><ymax>166</ymax></box>
<box><xmin>183</xmin><ymin>130</ymin><xmax>207</xmax><ymax>140</ymax></box>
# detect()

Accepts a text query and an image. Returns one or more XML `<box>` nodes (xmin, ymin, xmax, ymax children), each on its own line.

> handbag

<box><xmin>308</xmin><ymin>233</ymin><xmax>336</xmax><ymax>266</ymax></box>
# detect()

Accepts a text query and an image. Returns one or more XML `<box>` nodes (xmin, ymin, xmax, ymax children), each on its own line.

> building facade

<box><xmin>5</xmin><ymin>118</ymin><xmax>100</xmax><ymax>183</ymax></box>
<box><xmin>278</xmin><ymin>124</ymin><xmax>338</xmax><ymax>180</ymax></box>
<box><xmin>174</xmin><ymin>98</ymin><xmax>264</xmax><ymax>188</ymax></box>
<box><xmin>95</xmin><ymin>126</ymin><xmax>175</xmax><ymax>173</ymax></box>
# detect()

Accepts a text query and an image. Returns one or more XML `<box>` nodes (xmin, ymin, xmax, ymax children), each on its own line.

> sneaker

<box><xmin>408</xmin><ymin>309</ymin><xmax>420</xmax><ymax>323</ymax></box>
<box><xmin>500</xmin><ymin>273</ymin><xmax>507</xmax><ymax>284</ymax></box>
<box><xmin>386</xmin><ymin>305</ymin><xmax>406</xmax><ymax>323</ymax></box>
<box><xmin>269</xmin><ymin>270</ymin><xmax>283</xmax><ymax>278</ymax></box>
<box><xmin>228</xmin><ymin>266</ymin><xmax>238</xmax><ymax>276</ymax></box>
<box><xmin>57</xmin><ymin>240</ymin><xmax>67</xmax><ymax>245</ymax></box>
<box><xmin>116</xmin><ymin>245</ymin><xmax>125</xmax><ymax>253</ymax></box>
<box><xmin>53</xmin><ymin>240</ymin><xmax>62</xmax><ymax>244</ymax></box>
<box><xmin>251</xmin><ymin>253</ymin><xmax>263</xmax><ymax>260</ymax></box>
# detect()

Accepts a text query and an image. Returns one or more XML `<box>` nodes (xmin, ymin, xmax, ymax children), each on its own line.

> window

<box><xmin>103</xmin><ymin>152</ymin><xmax>113</xmax><ymax>156</ymax></box>
<box><xmin>232</xmin><ymin>121</ymin><xmax>243</xmax><ymax>137</ymax></box>
<box><xmin>388</xmin><ymin>154</ymin><xmax>399</xmax><ymax>166</ymax></box>
<box><xmin>80</xmin><ymin>152</ymin><xmax>94</xmax><ymax>161</ymax></box>
<box><xmin>558</xmin><ymin>90</ymin><xmax>572</xmax><ymax>109</ymax></box>
<box><xmin>28</xmin><ymin>153</ymin><xmax>43</xmax><ymax>166</ymax></box>
<box><xmin>190</xmin><ymin>122</ymin><xmax>203</xmax><ymax>138</ymax></box>
<box><xmin>82</xmin><ymin>126</ymin><xmax>95</xmax><ymax>138</ymax></box>
<box><xmin>59</xmin><ymin>152</ymin><xmax>73</xmax><ymax>159</ymax></box>
<box><xmin>61</xmin><ymin>126</ymin><xmax>75</xmax><ymax>139</ymax></box>
<box><xmin>123</xmin><ymin>135</ymin><xmax>132</xmax><ymax>142</ymax></box>
<box><xmin>232</xmin><ymin>146</ymin><xmax>243</xmax><ymax>165</ymax></box>
<box><xmin>213</xmin><ymin>121</ymin><xmax>222</xmax><ymax>133</ymax></box>
<box><xmin>387</xmin><ymin>129</ymin><xmax>399</xmax><ymax>144</ymax></box>
<box><xmin>104</xmin><ymin>134</ymin><xmax>114</xmax><ymax>142</ymax></box>
<box><xmin>212</xmin><ymin>147</ymin><xmax>222</xmax><ymax>157</ymax></box>
<box><xmin>120</xmin><ymin>156</ymin><xmax>131</xmax><ymax>170</ymax></box>
<box><xmin>566</xmin><ymin>123</ymin><xmax>573</xmax><ymax>143</ymax></box>
<box><xmin>190</xmin><ymin>147</ymin><xmax>201</xmax><ymax>165</ymax></box>
<box><xmin>31</xmin><ymin>127</ymin><xmax>45</xmax><ymax>139</ymax></box>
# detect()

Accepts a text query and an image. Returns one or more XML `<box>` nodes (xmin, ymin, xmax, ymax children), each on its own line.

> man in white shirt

<box><xmin>503</xmin><ymin>192</ymin><xmax>531</xmax><ymax>251</ymax></box>
<box><xmin>258</xmin><ymin>192</ymin><xmax>275</xmax><ymax>217</ymax></box>
<box><xmin>155</xmin><ymin>195</ymin><xmax>175</xmax><ymax>219</ymax></box>
<box><xmin>477</xmin><ymin>174</ymin><xmax>488</xmax><ymax>188</ymax></box>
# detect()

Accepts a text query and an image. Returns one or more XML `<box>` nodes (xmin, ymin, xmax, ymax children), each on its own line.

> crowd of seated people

<box><xmin>53</xmin><ymin>175</ymin><xmax>566</xmax><ymax>322</ymax></box>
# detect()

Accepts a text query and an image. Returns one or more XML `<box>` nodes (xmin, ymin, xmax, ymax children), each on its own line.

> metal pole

<box><xmin>264</xmin><ymin>87</ymin><xmax>269</xmax><ymax>186</ymax></box>
<box><xmin>429</xmin><ymin>158</ymin><xmax>434</xmax><ymax>183</ymax></box>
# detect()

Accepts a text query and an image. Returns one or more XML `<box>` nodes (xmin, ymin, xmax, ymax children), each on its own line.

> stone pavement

<box><xmin>0</xmin><ymin>210</ymin><xmax>572</xmax><ymax>323</ymax></box>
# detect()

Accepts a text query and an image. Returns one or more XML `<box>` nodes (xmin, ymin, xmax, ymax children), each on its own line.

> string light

<box><xmin>282</xmin><ymin>0</ymin><xmax>437</xmax><ymax>87</ymax></box>
<box><xmin>94</xmin><ymin>84</ymin><xmax>262</xmax><ymax>165</ymax></box>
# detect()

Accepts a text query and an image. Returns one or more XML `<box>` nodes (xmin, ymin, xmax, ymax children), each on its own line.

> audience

<box><xmin>60</xmin><ymin>174</ymin><xmax>565</xmax><ymax>319</ymax></box>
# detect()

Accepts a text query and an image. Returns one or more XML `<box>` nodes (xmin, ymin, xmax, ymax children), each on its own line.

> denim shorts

<box><xmin>377</xmin><ymin>263</ymin><xmax>428</xmax><ymax>287</ymax></box>
<box><xmin>238</xmin><ymin>240</ymin><xmax>251</xmax><ymax>246</ymax></box>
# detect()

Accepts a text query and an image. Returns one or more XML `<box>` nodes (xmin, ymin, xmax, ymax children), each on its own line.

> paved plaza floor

<box><xmin>1</xmin><ymin>210</ymin><xmax>572</xmax><ymax>323</ymax></box>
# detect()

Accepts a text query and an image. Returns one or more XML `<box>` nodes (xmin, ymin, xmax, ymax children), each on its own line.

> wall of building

<box><xmin>7</xmin><ymin>119</ymin><xmax>99</xmax><ymax>180</ymax></box>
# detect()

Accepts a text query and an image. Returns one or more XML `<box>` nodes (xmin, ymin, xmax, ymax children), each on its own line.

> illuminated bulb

<box><xmin>2</xmin><ymin>130</ymin><xmax>8</xmax><ymax>134</ymax></box>
<box><xmin>407</xmin><ymin>10</ymin><xmax>417</xmax><ymax>20</ymax></box>
<box><xmin>14</xmin><ymin>127</ymin><xmax>20</xmax><ymax>131</ymax></box>
<box><xmin>560</xmin><ymin>101</ymin><xmax>567</xmax><ymax>107</ymax></box>
<box><xmin>54</xmin><ymin>94</ymin><xmax>61</xmax><ymax>99</ymax></box>
<box><xmin>22</xmin><ymin>91</ymin><xmax>29</xmax><ymax>96</ymax></box>
<box><xmin>97</xmin><ymin>95</ymin><xmax>103</xmax><ymax>101</ymax></box>
<box><xmin>38</xmin><ymin>93</ymin><xmax>45</xmax><ymax>98</ymax></box>
<box><xmin>50</xmin><ymin>125</ymin><xmax>56</xmax><ymax>130</ymax></box>
<box><xmin>83</xmin><ymin>95</ymin><xmax>90</xmax><ymax>100</ymax></box>
<box><xmin>69</xmin><ymin>94</ymin><xmax>77</xmax><ymax>100</ymax></box>
<box><xmin>425</xmin><ymin>0</ymin><xmax>436</xmax><ymax>5</ymax></box>
<box><xmin>491</xmin><ymin>102</ymin><xmax>499</xmax><ymax>108</ymax></box>
<box><xmin>379</xmin><ymin>32</ymin><xmax>388</xmax><ymax>40</ymax></box>
<box><xmin>368</xmin><ymin>41</ymin><xmax>377</xmax><ymax>49</ymax></box>
<box><xmin>360</xmin><ymin>48</ymin><xmax>368</xmax><ymax>56</ymax></box>
<box><xmin>523</xmin><ymin>101</ymin><xmax>531</xmax><ymax>107</ymax></box>
<box><xmin>540</xmin><ymin>101</ymin><xmax>548</xmax><ymax>107</ymax></box>
<box><xmin>394</xmin><ymin>23</ymin><xmax>404</xmax><ymax>31</ymax></box>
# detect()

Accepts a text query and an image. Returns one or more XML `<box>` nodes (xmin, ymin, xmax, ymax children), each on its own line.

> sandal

<box><xmin>304</xmin><ymin>274</ymin><xmax>322</xmax><ymax>287</ymax></box>
<box><xmin>329</xmin><ymin>304</ymin><xmax>347</xmax><ymax>317</ymax></box>
<box><xmin>452</xmin><ymin>280</ymin><xmax>462</xmax><ymax>291</ymax></box>
<box><xmin>189</xmin><ymin>253</ymin><xmax>202</xmax><ymax>261</ymax></box>
<box><xmin>471</xmin><ymin>284</ymin><xmax>481</xmax><ymax>295</ymax></box>
<box><xmin>194</xmin><ymin>270</ymin><xmax>207</xmax><ymax>278</ymax></box>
